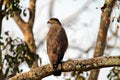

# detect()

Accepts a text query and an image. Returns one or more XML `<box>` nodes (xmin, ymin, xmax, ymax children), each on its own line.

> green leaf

<box><xmin>117</xmin><ymin>15</ymin><xmax>120</xmax><ymax>22</ymax></box>
<box><xmin>0</xmin><ymin>41</ymin><xmax>4</xmax><ymax>45</ymax></box>
<box><xmin>4</xmin><ymin>67</ymin><xmax>10</xmax><ymax>78</ymax></box>
<box><xmin>0</xmin><ymin>36</ymin><xmax>3</xmax><ymax>39</ymax></box>
<box><xmin>4</xmin><ymin>31</ymin><xmax>9</xmax><ymax>36</ymax></box>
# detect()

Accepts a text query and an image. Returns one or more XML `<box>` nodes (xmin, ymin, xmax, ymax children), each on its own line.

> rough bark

<box><xmin>13</xmin><ymin>0</ymin><xmax>38</xmax><ymax>68</ymax></box>
<box><xmin>88</xmin><ymin>0</ymin><xmax>116</xmax><ymax>80</ymax></box>
<box><xmin>9</xmin><ymin>56</ymin><xmax>120</xmax><ymax>80</ymax></box>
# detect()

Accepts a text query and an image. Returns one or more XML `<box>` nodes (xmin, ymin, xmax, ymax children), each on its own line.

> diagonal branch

<box><xmin>88</xmin><ymin>0</ymin><xmax>117</xmax><ymax>80</ymax></box>
<box><xmin>13</xmin><ymin>0</ymin><xmax>38</xmax><ymax>68</ymax></box>
<box><xmin>13</xmin><ymin>12</ymin><xmax>27</xmax><ymax>31</ymax></box>
<box><xmin>13</xmin><ymin>0</ymin><xmax>36</xmax><ymax>31</ymax></box>
<box><xmin>9</xmin><ymin>56</ymin><xmax>120</xmax><ymax>80</ymax></box>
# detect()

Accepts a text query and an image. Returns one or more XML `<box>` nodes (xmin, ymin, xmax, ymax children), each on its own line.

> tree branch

<box><xmin>9</xmin><ymin>56</ymin><xmax>120</xmax><ymax>80</ymax></box>
<box><xmin>88</xmin><ymin>0</ymin><xmax>117</xmax><ymax>80</ymax></box>
<box><xmin>13</xmin><ymin>0</ymin><xmax>38</xmax><ymax>68</ymax></box>
<box><xmin>13</xmin><ymin>12</ymin><xmax>27</xmax><ymax>32</ymax></box>
<box><xmin>94</xmin><ymin>0</ymin><xmax>116</xmax><ymax>57</ymax></box>
<box><xmin>28</xmin><ymin>0</ymin><xmax>36</xmax><ymax>28</ymax></box>
<box><xmin>48</xmin><ymin>0</ymin><xmax>55</xmax><ymax>18</ymax></box>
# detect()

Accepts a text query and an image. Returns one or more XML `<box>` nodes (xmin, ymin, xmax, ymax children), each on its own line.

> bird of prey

<box><xmin>46</xmin><ymin>18</ymin><xmax>68</xmax><ymax>76</ymax></box>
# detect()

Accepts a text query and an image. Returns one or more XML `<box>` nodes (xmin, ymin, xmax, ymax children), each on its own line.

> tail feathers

<box><xmin>53</xmin><ymin>63</ymin><xmax>61</xmax><ymax>76</ymax></box>
<box><xmin>53</xmin><ymin>70</ymin><xmax>61</xmax><ymax>76</ymax></box>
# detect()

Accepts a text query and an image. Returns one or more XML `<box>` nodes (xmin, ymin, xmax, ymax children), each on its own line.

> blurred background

<box><xmin>1</xmin><ymin>0</ymin><xmax>120</xmax><ymax>80</ymax></box>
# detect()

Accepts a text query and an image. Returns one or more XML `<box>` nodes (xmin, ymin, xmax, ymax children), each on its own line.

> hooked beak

<box><xmin>47</xmin><ymin>21</ymin><xmax>49</xmax><ymax>24</ymax></box>
<box><xmin>47</xmin><ymin>20</ymin><xmax>51</xmax><ymax>24</ymax></box>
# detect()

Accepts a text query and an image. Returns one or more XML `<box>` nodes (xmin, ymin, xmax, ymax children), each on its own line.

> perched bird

<box><xmin>46</xmin><ymin>18</ymin><xmax>68</xmax><ymax>76</ymax></box>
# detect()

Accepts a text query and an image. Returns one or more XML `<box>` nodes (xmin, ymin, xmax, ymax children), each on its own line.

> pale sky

<box><xmin>2</xmin><ymin>0</ymin><xmax>120</xmax><ymax>80</ymax></box>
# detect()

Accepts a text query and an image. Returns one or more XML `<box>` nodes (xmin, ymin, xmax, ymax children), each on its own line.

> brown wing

<box><xmin>47</xmin><ymin>26</ymin><xmax>68</xmax><ymax>65</ymax></box>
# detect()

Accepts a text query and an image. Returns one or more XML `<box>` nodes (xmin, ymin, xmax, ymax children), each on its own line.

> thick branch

<box><xmin>13</xmin><ymin>0</ymin><xmax>38</xmax><ymax>68</ymax></box>
<box><xmin>94</xmin><ymin>0</ymin><xmax>116</xmax><ymax>57</ymax></box>
<box><xmin>28</xmin><ymin>0</ymin><xmax>36</xmax><ymax>27</ymax></box>
<box><xmin>9</xmin><ymin>56</ymin><xmax>120</xmax><ymax>80</ymax></box>
<box><xmin>13</xmin><ymin>0</ymin><xmax>36</xmax><ymax>30</ymax></box>
<box><xmin>88</xmin><ymin>0</ymin><xmax>116</xmax><ymax>80</ymax></box>
<box><xmin>13</xmin><ymin>0</ymin><xmax>36</xmax><ymax>47</ymax></box>
<box><xmin>13</xmin><ymin>12</ymin><xmax>26</xmax><ymax>32</ymax></box>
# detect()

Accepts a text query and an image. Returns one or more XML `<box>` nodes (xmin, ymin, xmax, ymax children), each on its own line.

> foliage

<box><xmin>0</xmin><ymin>31</ymin><xmax>39</xmax><ymax>78</ymax></box>
<box><xmin>117</xmin><ymin>15</ymin><xmax>120</xmax><ymax>22</ymax></box>
<box><xmin>4</xmin><ymin>0</ymin><xmax>22</xmax><ymax>20</ymax></box>
<box><xmin>108</xmin><ymin>67</ymin><xmax>120</xmax><ymax>80</ymax></box>
<box><xmin>3</xmin><ymin>0</ymin><xmax>28</xmax><ymax>20</ymax></box>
